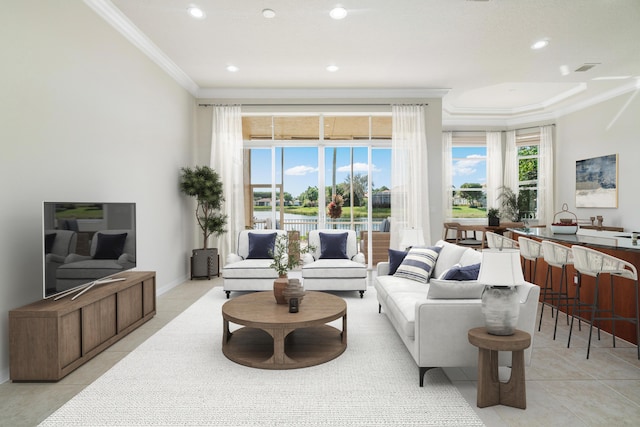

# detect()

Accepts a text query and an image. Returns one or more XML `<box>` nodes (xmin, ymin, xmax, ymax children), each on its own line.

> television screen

<box><xmin>43</xmin><ymin>202</ymin><xmax>136</xmax><ymax>299</ymax></box>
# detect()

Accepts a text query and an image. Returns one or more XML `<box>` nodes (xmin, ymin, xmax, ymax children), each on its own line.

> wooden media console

<box><xmin>9</xmin><ymin>271</ymin><xmax>156</xmax><ymax>382</ymax></box>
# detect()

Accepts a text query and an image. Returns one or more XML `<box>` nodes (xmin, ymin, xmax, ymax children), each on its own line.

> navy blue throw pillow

<box><xmin>442</xmin><ymin>263</ymin><xmax>481</xmax><ymax>281</ymax></box>
<box><xmin>94</xmin><ymin>233</ymin><xmax>128</xmax><ymax>259</ymax></box>
<box><xmin>388</xmin><ymin>249</ymin><xmax>408</xmax><ymax>275</ymax></box>
<box><xmin>319</xmin><ymin>232</ymin><xmax>348</xmax><ymax>259</ymax></box>
<box><xmin>247</xmin><ymin>232</ymin><xmax>277</xmax><ymax>259</ymax></box>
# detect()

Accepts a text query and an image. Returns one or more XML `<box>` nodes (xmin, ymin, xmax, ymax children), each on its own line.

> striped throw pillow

<box><xmin>393</xmin><ymin>246</ymin><xmax>442</xmax><ymax>283</ymax></box>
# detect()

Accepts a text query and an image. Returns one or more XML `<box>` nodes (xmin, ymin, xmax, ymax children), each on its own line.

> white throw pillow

<box><xmin>427</xmin><ymin>278</ymin><xmax>485</xmax><ymax>299</ymax></box>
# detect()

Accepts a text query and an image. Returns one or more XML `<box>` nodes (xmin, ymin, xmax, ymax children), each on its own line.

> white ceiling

<box><xmin>92</xmin><ymin>0</ymin><xmax>640</xmax><ymax>125</ymax></box>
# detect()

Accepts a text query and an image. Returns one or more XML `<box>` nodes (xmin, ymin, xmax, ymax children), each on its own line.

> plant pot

<box><xmin>273</xmin><ymin>276</ymin><xmax>288</xmax><ymax>304</ymax></box>
<box><xmin>481</xmin><ymin>285</ymin><xmax>520</xmax><ymax>335</ymax></box>
<box><xmin>191</xmin><ymin>248</ymin><xmax>219</xmax><ymax>279</ymax></box>
<box><xmin>488</xmin><ymin>217</ymin><xmax>500</xmax><ymax>227</ymax></box>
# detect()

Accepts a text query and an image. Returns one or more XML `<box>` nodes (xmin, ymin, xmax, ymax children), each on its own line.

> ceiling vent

<box><xmin>575</xmin><ymin>63</ymin><xmax>600</xmax><ymax>72</ymax></box>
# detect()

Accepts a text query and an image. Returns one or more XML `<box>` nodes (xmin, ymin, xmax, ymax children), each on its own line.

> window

<box><xmin>516</xmin><ymin>132</ymin><xmax>540</xmax><ymax>220</ymax></box>
<box><xmin>449</xmin><ymin>135</ymin><xmax>487</xmax><ymax>219</ymax></box>
<box><xmin>242</xmin><ymin>114</ymin><xmax>391</xmax><ymax>250</ymax></box>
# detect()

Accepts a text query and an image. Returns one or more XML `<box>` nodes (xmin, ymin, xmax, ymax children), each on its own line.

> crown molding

<box><xmin>196</xmin><ymin>88</ymin><xmax>450</xmax><ymax>101</ymax></box>
<box><xmin>83</xmin><ymin>0</ymin><xmax>199</xmax><ymax>96</ymax></box>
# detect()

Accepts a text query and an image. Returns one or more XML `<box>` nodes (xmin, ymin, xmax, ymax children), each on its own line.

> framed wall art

<box><xmin>575</xmin><ymin>153</ymin><xmax>618</xmax><ymax>208</ymax></box>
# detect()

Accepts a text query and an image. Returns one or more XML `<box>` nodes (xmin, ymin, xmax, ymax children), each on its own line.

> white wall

<box><xmin>555</xmin><ymin>92</ymin><xmax>640</xmax><ymax>231</ymax></box>
<box><xmin>0</xmin><ymin>1</ymin><xmax>196</xmax><ymax>382</ymax></box>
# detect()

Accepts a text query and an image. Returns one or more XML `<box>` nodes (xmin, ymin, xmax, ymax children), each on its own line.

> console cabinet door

<box><xmin>82</xmin><ymin>295</ymin><xmax>117</xmax><ymax>354</ymax></box>
<box><xmin>117</xmin><ymin>283</ymin><xmax>143</xmax><ymax>332</ymax></box>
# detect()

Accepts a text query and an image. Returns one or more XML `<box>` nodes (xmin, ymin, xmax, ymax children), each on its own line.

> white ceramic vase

<box><xmin>481</xmin><ymin>285</ymin><xmax>520</xmax><ymax>335</ymax></box>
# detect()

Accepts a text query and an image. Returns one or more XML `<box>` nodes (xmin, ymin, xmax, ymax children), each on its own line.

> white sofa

<box><xmin>222</xmin><ymin>229</ymin><xmax>288</xmax><ymax>298</ymax></box>
<box><xmin>302</xmin><ymin>229</ymin><xmax>367</xmax><ymax>297</ymax></box>
<box><xmin>374</xmin><ymin>240</ymin><xmax>540</xmax><ymax>386</ymax></box>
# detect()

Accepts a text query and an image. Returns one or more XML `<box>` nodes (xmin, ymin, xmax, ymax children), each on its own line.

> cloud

<box><xmin>337</xmin><ymin>162</ymin><xmax>381</xmax><ymax>173</ymax></box>
<box><xmin>453</xmin><ymin>155</ymin><xmax>485</xmax><ymax>177</ymax></box>
<box><xmin>285</xmin><ymin>165</ymin><xmax>318</xmax><ymax>176</ymax></box>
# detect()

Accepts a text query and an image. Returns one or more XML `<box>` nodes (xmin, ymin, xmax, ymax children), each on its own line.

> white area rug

<box><xmin>40</xmin><ymin>287</ymin><xmax>484</xmax><ymax>426</ymax></box>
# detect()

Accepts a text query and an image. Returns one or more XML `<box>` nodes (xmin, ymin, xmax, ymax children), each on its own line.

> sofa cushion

<box><xmin>388</xmin><ymin>248</ymin><xmax>408</xmax><ymax>275</ymax></box>
<box><xmin>442</xmin><ymin>263</ymin><xmax>481</xmax><ymax>281</ymax></box>
<box><xmin>222</xmin><ymin>259</ymin><xmax>278</xmax><ymax>279</ymax></box>
<box><xmin>459</xmin><ymin>249</ymin><xmax>483</xmax><ymax>266</ymax></box>
<box><xmin>427</xmin><ymin>278</ymin><xmax>485</xmax><ymax>299</ymax></box>
<box><xmin>432</xmin><ymin>241</ymin><xmax>469</xmax><ymax>279</ymax></box>
<box><xmin>393</xmin><ymin>246</ymin><xmax>441</xmax><ymax>283</ymax></box>
<box><xmin>319</xmin><ymin>232</ymin><xmax>349</xmax><ymax>259</ymax></box>
<box><xmin>385</xmin><ymin>289</ymin><xmax>430</xmax><ymax>339</ymax></box>
<box><xmin>302</xmin><ymin>259</ymin><xmax>366</xmax><ymax>278</ymax></box>
<box><xmin>93</xmin><ymin>233</ymin><xmax>127</xmax><ymax>260</ymax></box>
<box><xmin>246</xmin><ymin>232</ymin><xmax>277</xmax><ymax>259</ymax></box>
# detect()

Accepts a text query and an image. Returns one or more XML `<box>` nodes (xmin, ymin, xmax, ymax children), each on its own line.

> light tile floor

<box><xmin>1</xmin><ymin>276</ymin><xmax>639</xmax><ymax>426</ymax></box>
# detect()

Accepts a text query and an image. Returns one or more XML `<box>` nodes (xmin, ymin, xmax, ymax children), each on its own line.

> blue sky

<box><xmin>451</xmin><ymin>146</ymin><xmax>487</xmax><ymax>189</ymax></box>
<box><xmin>251</xmin><ymin>147</ymin><xmax>392</xmax><ymax>199</ymax></box>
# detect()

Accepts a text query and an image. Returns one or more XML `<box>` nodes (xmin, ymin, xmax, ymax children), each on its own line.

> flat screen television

<box><xmin>43</xmin><ymin>202</ymin><xmax>136</xmax><ymax>299</ymax></box>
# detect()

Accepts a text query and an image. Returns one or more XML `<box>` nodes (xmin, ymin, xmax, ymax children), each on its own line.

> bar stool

<box><xmin>485</xmin><ymin>231</ymin><xmax>519</xmax><ymax>250</ymax></box>
<box><xmin>539</xmin><ymin>241</ymin><xmax>573</xmax><ymax>339</ymax></box>
<box><xmin>517</xmin><ymin>237</ymin><xmax>543</xmax><ymax>284</ymax></box>
<box><xmin>569</xmin><ymin>245</ymin><xmax>640</xmax><ymax>359</ymax></box>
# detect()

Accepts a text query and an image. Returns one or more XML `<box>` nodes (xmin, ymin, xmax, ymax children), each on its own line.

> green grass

<box><xmin>451</xmin><ymin>205</ymin><xmax>488</xmax><ymax>219</ymax></box>
<box><xmin>55</xmin><ymin>205</ymin><xmax>103</xmax><ymax>219</ymax></box>
<box><xmin>253</xmin><ymin>205</ymin><xmax>390</xmax><ymax>219</ymax></box>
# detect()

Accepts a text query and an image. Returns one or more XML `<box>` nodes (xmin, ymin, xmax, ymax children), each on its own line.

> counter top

<box><xmin>511</xmin><ymin>227</ymin><xmax>640</xmax><ymax>252</ymax></box>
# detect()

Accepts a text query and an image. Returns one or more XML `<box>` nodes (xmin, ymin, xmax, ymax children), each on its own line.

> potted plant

<box><xmin>498</xmin><ymin>186</ymin><xmax>522</xmax><ymax>222</ymax></box>
<box><xmin>179</xmin><ymin>165</ymin><xmax>228</xmax><ymax>279</ymax></box>
<box><xmin>269</xmin><ymin>234</ymin><xmax>314</xmax><ymax>304</ymax></box>
<box><xmin>487</xmin><ymin>208</ymin><xmax>501</xmax><ymax>227</ymax></box>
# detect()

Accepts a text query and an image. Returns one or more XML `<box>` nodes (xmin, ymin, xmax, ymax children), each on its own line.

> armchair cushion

<box><xmin>246</xmin><ymin>232</ymin><xmax>277</xmax><ymax>259</ymax></box>
<box><xmin>394</xmin><ymin>246</ymin><xmax>442</xmax><ymax>284</ymax></box>
<box><xmin>388</xmin><ymin>248</ymin><xmax>408</xmax><ymax>275</ymax></box>
<box><xmin>93</xmin><ymin>233</ymin><xmax>127</xmax><ymax>259</ymax></box>
<box><xmin>319</xmin><ymin>232</ymin><xmax>348</xmax><ymax>259</ymax></box>
<box><xmin>427</xmin><ymin>278</ymin><xmax>485</xmax><ymax>299</ymax></box>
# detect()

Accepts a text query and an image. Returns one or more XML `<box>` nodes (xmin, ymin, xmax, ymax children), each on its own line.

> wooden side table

<box><xmin>467</xmin><ymin>327</ymin><xmax>531</xmax><ymax>409</ymax></box>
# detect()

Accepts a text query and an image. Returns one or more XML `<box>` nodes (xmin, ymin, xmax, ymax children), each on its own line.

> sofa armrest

<box><xmin>302</xmin><ymin>253</ymin><xmax>315</xmax><ymax>265</ymax></box>
<box><xmin>377</xmin><ymin>262</ymin><xmax>390</xmax><ymax>276</ymax></box>
<box><xmin>225</xmin><ymin>253</ymin><xmax>243</xmax><ymax>265</ymax></box>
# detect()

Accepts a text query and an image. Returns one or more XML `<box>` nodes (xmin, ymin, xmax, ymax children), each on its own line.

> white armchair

<box><xmin>302</xmin><ymin>229</ymin><xmax>367</xmax><ymax>297</ymax></box>
<box><xmin>222</xmin><ymin>229</ymin><xmax>288</xmax><ymax>298</ymax></box>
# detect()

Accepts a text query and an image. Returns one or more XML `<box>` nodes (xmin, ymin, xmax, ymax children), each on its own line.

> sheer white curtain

<box><xmin>442</xmin><ymin>132</ymin><xmax>453</xmax><ymax>220</ymax></box>
<box><xmin>486</xmin><ymin>131</ymin><xmax>503</xmax><ymax>209</ymax></box>
<box><xmin>538</xmin><ymin>125</ymin><xmax>554</xmax><ymax>226</ymax></box>
<box><xmin>390</xmin><ymin>105</ymin><xmax>430</xmax><ymax>249</ymax></box>
<box><xmin>503</xmin><ymin>130</ymin><xmax>518</xmax><ymax>191</ymax></box>
<box><xmin>210</xmin><ymin>105</ymin><xmax>245</xmax><ymax>263</ymax></box>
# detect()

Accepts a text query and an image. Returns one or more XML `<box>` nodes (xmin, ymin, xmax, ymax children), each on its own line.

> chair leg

<box><xmin>586</xmin><ymin>276</ymin><xmax>600</xmax><ymax>359</ymax></box>
<box><xmin>611</xmin><ymin>275</ymin><xmax>617</xmax><ymax>349</ymax></box>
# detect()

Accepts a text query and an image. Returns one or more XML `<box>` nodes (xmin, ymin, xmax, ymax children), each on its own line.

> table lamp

<box><xmin>477</xmin><ymin>248</ymin><xmax>525</xmax><ymax>335</ymax></box>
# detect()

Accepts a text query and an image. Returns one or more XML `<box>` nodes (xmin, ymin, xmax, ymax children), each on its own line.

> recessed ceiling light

<box><xmin>330</xmin><ymin>7</ymin><xmax>348</xmax><ymax>20</ymax></box>
<box><xmin>226</xmin><ymin>65</ymin><xmax>239</xmax><ymax>72</ymax></box>
<box><xmin>326</xmin><ymin>65</ymin><xmax>339</xmax><ymax>72</ymax></box>
<box><xmin>187</xmin><ymin>7</ymin><xmax>205</xmax><ymax>19</ymax></box>
<box><xmin>262</xmin><ymin>8</ymin><xmax>276</xmax><ymax>18</ymax></box>
<box><xmin>559</xmin><ymin>65</ymin><xmax>571</xmax><ymax>76</ymax></box>
<box><xmin>531</xmin><ymin>39</ymin><xmax>549</xmax><ymax>50</ymax></box>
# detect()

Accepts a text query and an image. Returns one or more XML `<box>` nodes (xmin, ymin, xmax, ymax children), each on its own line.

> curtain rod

<box><xmin>198</xmin><ymin>103</ymin><xmax>427</xmax><ymax>107</ymax></box>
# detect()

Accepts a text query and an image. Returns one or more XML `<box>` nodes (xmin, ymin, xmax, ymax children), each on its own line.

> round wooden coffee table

<box><xmin>222</xmin><ymin>291</ymin><xmax>347</xmax><ymax>369</ymax></box>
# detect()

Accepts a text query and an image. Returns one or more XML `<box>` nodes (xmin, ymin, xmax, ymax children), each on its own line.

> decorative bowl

<box><xmin>550</xmin><ymin>224</ymin><xmax>578</xmax><ymax>234</ymax></box>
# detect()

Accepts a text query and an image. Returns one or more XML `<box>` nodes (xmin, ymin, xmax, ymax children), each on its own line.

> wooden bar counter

<box><xmin>511</xmin><ymin>228</ymin><xmax>640</xmax><ymax>345</ymax></box>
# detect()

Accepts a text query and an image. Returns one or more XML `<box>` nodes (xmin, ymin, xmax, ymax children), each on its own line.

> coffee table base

<box><xmin>223</xmin><ymin>325</ymin><xmax>346</xmax><ymax>369</ymax></box>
